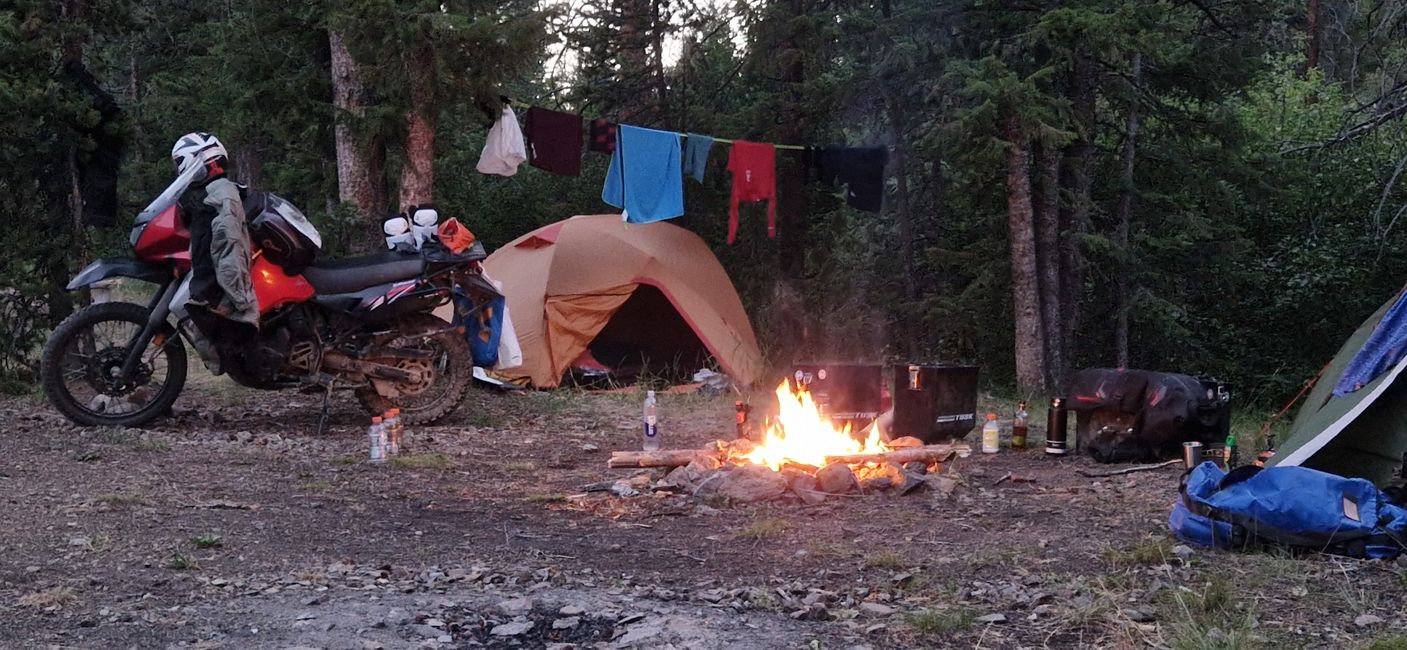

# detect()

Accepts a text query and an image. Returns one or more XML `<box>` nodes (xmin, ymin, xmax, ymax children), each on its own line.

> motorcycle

<box><xmin>40</xmin><ymin>188</ymin><xmax>499</xmax><ymax>428</ymax></box>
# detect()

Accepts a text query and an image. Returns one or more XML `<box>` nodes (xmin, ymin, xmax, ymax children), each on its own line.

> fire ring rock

<box><xmin>814</xmin><ymin>463</ymin><xmax>859</xmax><ymax>494</ymax></box>
<box><xmin>694</xmin><ymin>465</ymin><xmax>788</xmax><ymax>502</ymax></box>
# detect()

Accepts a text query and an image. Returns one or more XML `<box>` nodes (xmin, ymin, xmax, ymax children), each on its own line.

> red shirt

<box><xmin>726</xmin><ymin>140</ymin><xmax>777</xmax><ymax>243</ymax></box>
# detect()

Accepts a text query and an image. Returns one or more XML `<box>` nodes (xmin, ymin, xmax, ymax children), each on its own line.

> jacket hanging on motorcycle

<box><xmin>186</xmin><ymin>178</ymin><xmax>259</xmax><ymax>327</ymax></box>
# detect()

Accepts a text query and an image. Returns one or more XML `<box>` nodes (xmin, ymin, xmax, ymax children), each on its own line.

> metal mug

<box><xmin>1182</xmin><ymin>441</ymin><xmax>1203</xmax><ymax>469</ymax></box>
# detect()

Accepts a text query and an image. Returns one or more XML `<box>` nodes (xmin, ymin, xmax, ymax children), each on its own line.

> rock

<box><xmin>559</xmin><ymin>605</ymin><xmax>586</xmax><ymax>616</ymax></box>
<box><xmin>782</xmin><ymin>471</ymin><xmax>826</xmax><ymax>505</ymax></box>
<box><xmin>490</xmin><ymin>620</ymin><xmax>534</xmax><ymax>636</ymax></box>
<box><xmin>695</xmin><ymin>465</ymin><xmax>787</xmax><ymax>502</ymax></box>
<box><xmin>856</xmin><ymin>463</ymin><xmax>906</xmax><ymax>492</ymax></box>
<box><xmin>815</xmin><ymin>463</ymin><xmax>859</xmax><ymax>494</ymax></box>
<box><xmin>1126</xmin><ymin>607</ymin><xmax>1156</xmax><ymax>623</ymax></box>
<box><xmin>552</xmin><ymin>616</ymin><xmax>580</xmax><ymax>630</ymax></box>
<box><xmin>858</xmin><ymin>602</ymin><xmax>896</xmax><ymax>617</ymax></box>
<box><xmin>976</xmin><ymin>613</ymin><xmax>1007</xmax><ymax>624</ymax></box>
<box><xmin>898</xmin><ymin>469</ymin><xmax>928</xmax><ymax>496</ymax></box>
<box><xmin>887</xmin><ymin>436</ymin><xmax>924</xmax><ymax>448</ymax></box>
<box><xmin>231</xmin><ymin>431</ymin><xmax>254</xmax><ymax>444</ymax></box>
<box><xmin>613</xmin><ymin>622</ymin><xmax>664</xmax><ymax>647</ymax></box>
<box><xmin>925</xmin><ymin>475</ymin><xmax>958</xmax><ymax>500</ymax></box>
<box><xmin>1172</xmin><ymin>545</ymin><xmax>1195</xmax><ymax>561</ymax></box>
<box><xmin>436</xmin><ymin>634</ymin><xmax>451</xmax><ymax>643</ymax></box>
<box><xmin>1355</xmin><ymin>614</ymin><xmax>1384</xmax><ymax>627</ymax></box>
<box><xmin>581</xmin><ymin>443</ymin><xmax>600</xmax><ymax>452</ymax></box>
<box><xmin>498</xmin><ymin>597</ymin><xmax>534</xmax><ymax>616</ymax></box>
<box><xmin>689</xmin><ymin>456</ymin><xmax>722</xmax><ymax>472</ymax></box>
<box><xmin>902</xmin><ymin>461</ymin><xmax>929</xmax><ymax>475</ymax></box>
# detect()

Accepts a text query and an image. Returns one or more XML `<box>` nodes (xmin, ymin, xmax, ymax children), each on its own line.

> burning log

<box><xmin>821</xmin><ymin>445</ymin><xmax>963</xmax><ymax>466</ymax></box>
<box><xmin>607</xmin><ymin>443</ymin><xmax>968</xmax><ymax>469</ymax></box>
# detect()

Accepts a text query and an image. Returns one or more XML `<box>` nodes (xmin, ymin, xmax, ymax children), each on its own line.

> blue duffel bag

<box><xmin>1169</xmin><ymin>461</ymin><xmax>1407</xmax><ymax>559</ymax></box>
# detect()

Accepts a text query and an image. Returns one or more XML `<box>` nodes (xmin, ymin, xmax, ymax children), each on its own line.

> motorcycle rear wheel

<box><xmin>41</xmin><ymin>301</ymin><xmax>188</xmax><ymax>427</ymax></box>
<box><xmin>355</xmin><ymin>314</ymin><xmax>471</xmax><ymax>425</ymax></box>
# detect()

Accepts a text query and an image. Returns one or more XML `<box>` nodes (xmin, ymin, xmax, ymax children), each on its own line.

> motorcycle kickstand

<box><xmin>316</xmin><ymin>382</ymin><xmax>334</xmax><ymax>436</ymax></box>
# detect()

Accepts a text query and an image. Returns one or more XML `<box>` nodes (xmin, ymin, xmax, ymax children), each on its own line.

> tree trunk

<box><xmin>398</xmin><ymin>47</ymin><xmax>436</xmax><ymax>209</ymax></box>
<box><xmin>1034</xmin><ymin>140</ymin><xmax>1064</xmax><ymax>387</ymax></box>
<box><xmin>234</xmin><ymin>147</ymin><xmax>263</xmax><ymax>187</ymax></box>
<box><xmin>1005</xmin><ymin>115</ymin><xmax>1047</xmax><ymax>393</ymax></box>
<box><xmin>1060</xmin><ymin>48</ymin><xmax>1097</xmax><ymax>376</ymax></box>
<box><xmin>885</xmin><ymin>87</ymin><xmax>916</xmax><ymax>302</ymax></box>
<box><xmin>329</xmin><ymin>30</ymin><xmax>387</xmax><ymax>225</ymax></box>
<box><xmin>1306</xmin><ymin>0</ymin><xmax>1321</xmax><ymax>71</ymax></box>
<box><xmin>1114</xmin><ymin>53</ymin><xmax>1142</xmax><ymax>368</ymax></box>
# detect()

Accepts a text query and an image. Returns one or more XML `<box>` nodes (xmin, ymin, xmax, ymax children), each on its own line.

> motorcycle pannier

<box><xmin>244</xmin><ymin>191</ymin><xmax>322</xmax><ymax>273</ymax></box>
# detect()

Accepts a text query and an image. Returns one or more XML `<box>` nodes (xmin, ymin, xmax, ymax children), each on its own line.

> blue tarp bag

<box><xmin>1169</xmin><ymin>462</ymin><xmax>1407</xmax><ymax>559</ymax></box>
<box><xmin>453</xmin><ymin>287</ymin><xmax>503</xmax><ymax>368</ymax></box>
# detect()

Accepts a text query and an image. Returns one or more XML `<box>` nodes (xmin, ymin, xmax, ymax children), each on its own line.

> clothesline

<box><xmin>504</xmin><ymin>98</ymin><xmax>810</xmax><ymax>151</ymax></box>
<box><xmin>475</xmin><ymin>100</ymin><xmax>889</xmax><ymax>234</ymax></box>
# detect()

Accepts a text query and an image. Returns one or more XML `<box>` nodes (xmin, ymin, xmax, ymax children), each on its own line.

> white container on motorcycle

<box><xmin>383</xmin><ymin>215</ymin><xmax>416</xmax><ymax>251</ymax></box>
<box><xmin>410</xmin><ymin>207</ymin><xmax>438</xmax><ymax>248</ymax></box>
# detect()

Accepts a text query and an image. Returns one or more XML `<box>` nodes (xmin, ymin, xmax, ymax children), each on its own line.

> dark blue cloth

<box><xmin>454</xmin><ymin>288</ymin><xmax>503</xmax><ymax>367</ymax></box>
<box><xmin>1169</xmin><ymin>462</ymin><xmax>1407</xmax><ymax>559</ymax></box>
<box><xmin>683</xmin><ymin>134</ymin><xmax>713</xmax><ymax>183</ymax></box>
<box><xmin>1335</xmin><ymin>290</ymin><xmax>1407</xmax><ymax>396</ymax></box>
<box><xmin>602</xmin><ymin>125</ymin><xmax>684</xmax><ymax>224</ymax></box>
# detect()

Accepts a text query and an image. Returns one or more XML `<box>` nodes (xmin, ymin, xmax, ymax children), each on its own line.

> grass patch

<box><xmin>130</xmin><ymin>437</ymin><xmax>171</xmax><ymax>452</ymax></box>
<box><xmin>1365</xmin><ymin>635</ymin><xmax>1407</xmax><ymax>650</ymax></box>
<box><xmin>93</xmin><ymin>491</ymin><xmax>147</xmax><ymax>507</ymax></box>
<box><xmin>864</xmin><ymin>550</ymin><xmax>909</xmax><ymax>570</ymax></box>
<box><xmin>1102</xmin><ymin>535</ymin><xmax>1173</xmax><ymax>568</ymax></box>
<box><xmin>525</xmin><ymin>493</ymin><xmax>569</xmax><ymax>504</ymax></box>
<box><xmin>168</xmin><ymin>553</ymin><xmax>201</xmax><ymax>570</ymax></box>
<box><xmin>1158</xmin><ymin>576</ymin><xmax>1255</xmax><ymax>650</ymax></box>
<box><xmin>333</xmin><ymin>454</ymin><xmax>363</xmax><ymax>465</ymax></box>
<box><xmin>74</xmin><ymin>450</ymin><xmax>102</xmax><ymax>462</ymax></box>
<box><xmin>192</xmin><ymin>533</ymin><xmax>223</xmax><ymax>549</ymax></box>
<box><xmin>463</xmin><ymin>411</ymin><xmax>505</xmax><ymax>428</ymax></box>
<box><xmin>300</xmin><ymin>480</ymin><xmax>334</xmax><ymax>491</ymax></box>
<box><xmin>905</xmin><ymin>608</ymin><xmax>974</xmax><ymax>636</ymax></box>
<box><xmin>503</xmin><ymin>461</ymin><xmax>538</xmax><ymax>472</ymax></box>
<box><xmin>390</xmin><ymin>453</ymin><xmax>453</xmax><ymax>470</ymax></box>
<box><xmin>736</xmin><ymin>517</ymin><xmax>792</xmax><ymax>542</ymax></box>
<box><xmin>17</xmin><ymin>586</ymin><xmax>77</xmax><ymax>609</ymax></box>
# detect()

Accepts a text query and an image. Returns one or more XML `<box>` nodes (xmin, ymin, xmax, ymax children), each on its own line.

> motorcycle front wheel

<box><xmin>41</xmin><ymin>301</ymin><xmax>188</xmax><ymax>427</ymax></box>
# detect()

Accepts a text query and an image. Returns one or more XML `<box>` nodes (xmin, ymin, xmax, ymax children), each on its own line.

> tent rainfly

<box><xmin>1272</xmin><ymin>286</ymin><xmax>1407</xmax><ymax>485</ymax></box>
<box><xmin>483</xmin><ymin>215</ymin><xmax>764</xmax><ymax>389</ymax></box>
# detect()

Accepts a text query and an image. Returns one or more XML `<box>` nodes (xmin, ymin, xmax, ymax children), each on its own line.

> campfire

<box><xmin>604</xmin><ymin>382</ymin><xmax>969</xmax><ymax>503</ymax></box>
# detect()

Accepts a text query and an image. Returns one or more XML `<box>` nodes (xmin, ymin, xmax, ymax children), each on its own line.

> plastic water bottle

<box><xmin>369</xmin><ymin>416</ymin><xmax>387</xmax><ymax>464</ymax></box>
<box><xmin>982</xmin><ymin>413</ymin><xmax>1000</xmax><ymax>454</ymax></box>
<box><xmin>384</xmin><ymin>409</ymin><xmax>402</xmax><ymax>455</ymax></box>
<box><xmin>1012</xmin><ymin>401</ymin><xmax>1029</xmax><ymax>450</ymax></box>
<box><xmin>1223</xmin><ymin>434</ymin><xmax>1238</xmax><ymax>468</ymax></box>
<box><xmin>642</xmin><ymin>390</ymin><xmax>660</xmax><ymax>450</ymax></box>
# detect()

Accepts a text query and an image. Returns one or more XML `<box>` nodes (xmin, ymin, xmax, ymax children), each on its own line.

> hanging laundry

<box><xmin>809</xmin><ymin>146</ymin><xmax>888</xmax><ymax>212</ymax></box>
<box><xmin>588</xmin><ymin>118</ymin><xmax>618</xmax><ymax>154</ymax></box>
<box><xmin>682</xmin><ymin>134</ymin><xmax>714</xmax><ymax>183</ymax></box>
<box><xmin>525</xmin><ymin>107</ymin><xmax>583</xmax><ymax>176</ymax></box>
<box><xmin>725</xmin><ymin>140</ymin><xmax>777</xmax><ymax>244</ymax></box>
<box><xmin>601</xmin><ymin>125</ymin><xmax>684</xmax><ymax>224</ymax></box>
<box><xmin>476</xmin><ymin>106</ymin><xmax>527</xmax><ymax>176</ymax></box>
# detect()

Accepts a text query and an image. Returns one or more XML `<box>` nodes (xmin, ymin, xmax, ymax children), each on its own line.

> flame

<box><xmin>742</xmin><ymin>382</ymin><xmax>889</xmax><ymax>470</ymax></box>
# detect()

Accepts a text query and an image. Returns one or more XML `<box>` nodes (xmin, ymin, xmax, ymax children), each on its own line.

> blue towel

<box><xmin>602</xmin><ymin>125</ymin><xmax>684</xmax><ymax>224</ymax></box>
<box><xmin>683</xmin><ymin>134</ymin><xmax>713</xmax><ymax>183</ymax></box>
<box><xmin>1335</xmin><ymin>289</ymin><xmax>1407</xmax><ymax>396</ymax></box>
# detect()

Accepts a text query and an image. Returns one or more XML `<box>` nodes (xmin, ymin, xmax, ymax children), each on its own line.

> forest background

<box><xmin>4</xmin><ymin>0</ymin><xmax>1407</xmax><ymax>405</ymax></box>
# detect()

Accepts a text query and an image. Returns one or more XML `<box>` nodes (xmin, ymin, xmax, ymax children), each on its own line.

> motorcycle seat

<box><xmin>301</xmin><ymin>252</ymin><xmax>424</xmax><ymax>295</ymax></box>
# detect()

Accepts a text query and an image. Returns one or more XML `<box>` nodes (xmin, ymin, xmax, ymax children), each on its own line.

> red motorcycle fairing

<box><xmin>251</xmin><ymin>254</ymin><xmax>315</xmax><ymax>314</ymax></box>
<box><xmin>133</xmin><ymin>204</ymin><xmax>192</xmax><ymax>268</ymax></box>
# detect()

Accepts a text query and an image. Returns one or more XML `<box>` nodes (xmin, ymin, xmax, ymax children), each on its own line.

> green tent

<box><xmin>1271</xmin><ymin>289</ymin><xmax>1407</xmax><ymax>486</ymax></box>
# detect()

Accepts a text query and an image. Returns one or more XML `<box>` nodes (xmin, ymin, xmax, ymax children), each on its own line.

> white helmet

<box><xmin>170</xmin><ymin>132</ymin><xmax>227</xmax><ymax>177</ymax></box>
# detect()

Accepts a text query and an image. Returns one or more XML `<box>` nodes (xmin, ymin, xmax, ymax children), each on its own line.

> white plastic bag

<box><xmin>475</xmin><ymin>106</ymin><xmax>527</xmax><ymax>176</ymax></box>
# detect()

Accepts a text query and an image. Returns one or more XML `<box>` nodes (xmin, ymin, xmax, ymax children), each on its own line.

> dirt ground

<box><xmin>3</xmin><ymin>378</ymin><xmax>1407</xmax><ymax>650</ymax></box>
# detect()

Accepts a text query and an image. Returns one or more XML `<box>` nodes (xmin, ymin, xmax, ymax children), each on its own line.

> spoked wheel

<box><xmin>40</xmin><ymin>302</ymin><xmax>187</xmax><ymax>427</ymax></box>
<box><xmin>355</xmin><ymin>314</ymin><xmax>471</xmax><ymax>425</ymax></box>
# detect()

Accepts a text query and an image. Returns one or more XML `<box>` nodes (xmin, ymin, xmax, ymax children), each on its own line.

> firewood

<box><xmin>822</xmin><ymin>445</ymin><xmax>965</xmax><ymax>466</ymax></box>
<box><xmin>607</xmin><ymin>444</ymin><xmax>969</xmax><ymax>469</ymax></box>
<box><xmin>607</xmin><ymin>449</ymin><xmax>720</xmax><ymax>468</ymax></box>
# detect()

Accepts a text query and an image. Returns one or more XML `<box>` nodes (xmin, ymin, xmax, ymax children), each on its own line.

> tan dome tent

<box><xmin>483</xmin><ymin>215</ymin><xmax>764</xmax><ymax>389</ymax></box>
